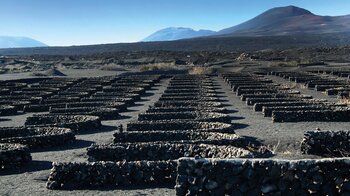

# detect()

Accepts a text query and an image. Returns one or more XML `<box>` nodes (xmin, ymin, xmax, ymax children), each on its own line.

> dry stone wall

<box><xmin>176</xmin><ymin>157</ymin><xmax>350</xmax><ymax>195</ymax></box>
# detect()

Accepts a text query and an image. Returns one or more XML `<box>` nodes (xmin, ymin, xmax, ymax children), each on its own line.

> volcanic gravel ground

<box><xmin>1</xmin><ymin>73</ymin><xmax>349</xmax><ymax>195</ymax></box>
<box><xmin>214</xmin><ymin>75</ymin><xmax>349</xmax><ymax>159</ymax></box>
<box><xmin>0</xmin><ymin>78</ymin><xmax>175</xmax><ymax>195</ymax></box>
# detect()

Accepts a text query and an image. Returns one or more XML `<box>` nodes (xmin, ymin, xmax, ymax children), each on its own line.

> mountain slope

<box><xmin>0</xmin><ymin>36</ymin><xmax>47</xmax><ymax>48</ymax></box>
<box><xmin>2</xmin><ymin>32</ymin><xmax>350</xmax><ymax>55</ymax></box>
<box><xmin>216</xmin><ymin>6</ymin><xmax>350</xmax><ymax>36</ymax></box>
<box><xmin>143</xmin><ymin>6</ymin><xmax>350</xmax><ymax>41</ymax></box>
<box><xmin>142</xmin><ymin>27</ymin><xmax>215</xmax><ymax>42</ymax></box>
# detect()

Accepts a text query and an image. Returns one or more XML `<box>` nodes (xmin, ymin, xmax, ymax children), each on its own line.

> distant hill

<box><xmin>1</xmin><ymin>32</ymin><xmax>350</xmax><ymax>55</ymax></box>
<box><xmin>0</xmin><ymin>36</ymin><xmax>47</xmax><ymax>49</ymax></box>
<box><xmin>1</xmin><ymin>5</ymin><xmax>350</xmax><ymax>55</ymax></box>
<box><xmin>215</xmin><ymin>5</ymin><xmax>350</xmax><ymax>36</ymax></box>
<box><xmin>142</xmin><ymin>27</ymin><xmax>215</xmax><ymax>42</ymax></box>
<box><xmin>145</xmin><ymin>6</ymin><xmax>350</xmax><ymax>40</ymax></box>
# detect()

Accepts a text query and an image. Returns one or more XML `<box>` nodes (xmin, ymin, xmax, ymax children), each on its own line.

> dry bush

<box><xmin>337</xmin><ymin>99</ymin><xmax>350</xmax><ymax>105</ymax></box>
<box><xmin>188</xmin><ymin>67</ymin><xmax>213</xmax><ymax>75</ymax></box>
<box><xmin>267</xmin><ymin>61</ymin><xmax>298</xmax><ymax>67</ymax></box>
<box><xmin>236</xmin><ymin>53</ymin><xmax>250</xmax><ymax>61</ymax></box>
<box><xmin>139</xmin><ymin>63</ymin><xmax>177</xmax><ymax>72</ymax></box>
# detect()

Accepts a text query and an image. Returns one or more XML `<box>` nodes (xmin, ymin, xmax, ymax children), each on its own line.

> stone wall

<box><xmin>25</xmin><ymin>114</ymin><xmax>102</xmax><ymax>133</ymax></box>
<box><xmin>47</xmin><ymin>160</ymin><xmax>177</xmax><ymax>189</ymax></box>
<box><xmin>65</xmin><ymin>101</ymin><xmax>127</xmax><ymax>112</ymax></box>
<box><xmin>263</xmin><ymin>106</ymin><xmax>326</xmax><ymax>117</ymax></box>
<box><xmin>301</xmin><ymin>130</ymin><xmax>350</xmax><ymax>157</ymax></box>
<box><xmin>176</xmin><ymin>157</ymin><xmax>350</xmax><ymax>195</ymax></box>
<box><xmin>93</xmin><ymin>92</ymin><xmax>141</xmax><ymax>101</ymax></box>
<box><xmin>153</xmin><ymin>100</ymin><xmax>223</xmax><ymax>108</ymax></box>
<box><xmin>0</xmin><ymin>127</ymin><xmax>75</xmax><ymax>149</ymax></box>
<box><xmin>87</xmin><ymin>143</ymin><xmax>255</xmax><ymax>162</ymax></box>
<box><xmin>146</xmin><ymin>106</ymin><xmax>228</xmax><ymax>114</ymax></box>
<box><xmin>0</xmin><ymin>105</ymin><xmax>17</xmax><ymax>116</ymax></box>
<box><xmin>137</xmin><ymin>112</ymin><xmax>231</xmax><ymax>123</ymax></box>
<box><xmin>0</xmin><ymin>143</ymin><xmax>32</xmax><ymax>169</ymax></box>
<box><xmin>159</xmin><ymin>96</ymin><xmax>219</xmax><ymax>102</ymax></box>
<box><xmin>49</xmin><ymin>107</ymin><xmax>119</xmax><ymax>120</ymax></box>
<box><xmin>114</xmin><ymin>131</ymin><xmax>240</xmax><ymax>144</ymax></box>
<box><xmin>81</xmin><ymin>97</ymin><xmax>134</xmax><ymax>106</ymax></box>
<box><xmin>254</xmin><ymin>101</ymin><xmax>316</xmax><ymax>112</ymax></box>
<box><xmin>127</xmin><ymin>121</ymin><xmax>235</xmax><ymax>133</ymax></box>
<box><xmin>272</xmin><ymin>109</ymin><xmax>350</xmax><ymax>122</ymax></box>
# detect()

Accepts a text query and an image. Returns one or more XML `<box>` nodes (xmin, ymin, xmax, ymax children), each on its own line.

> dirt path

<box><xmin>0</xmin><ymin>78</ymin><xmax>175</xmax><ymax>196</ymax></box>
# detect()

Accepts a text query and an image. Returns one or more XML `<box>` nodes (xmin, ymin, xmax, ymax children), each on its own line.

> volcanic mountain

<box><xmin>0</xmin><ymin>36</ymin><xmax>47</xmax><ymax>48</ymax></box>
<box><xmin>142</xmin><ymin>27</ymin><xmax>215</xmax><ymax>42</ymax></box>
<box><xmin>143</xmin><ymin>6</ymin><xmax>350</xmax><ymax>41</ymax></box>
<box><xmin>216</xmin><ymin>5</ymin><xmax>350</xmax><ymax>36</ymax></box>
<box><xmin>2</xmin><ymin>5</ymin><xmax>350</xmax><ymax>55</ymax></box>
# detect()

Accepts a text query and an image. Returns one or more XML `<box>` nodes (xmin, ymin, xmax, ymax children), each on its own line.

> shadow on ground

<box><xmin>31</xmin><ymin>139</ymin><xmax>95</xmax><ymax>153</ymax></box>
<box><xmin>54</xmin><ymin>183</ymin><xmax>174</xmax><ymax>191</ymax></box>
<box><xmin>234</xmin><ymin>123</ymin><xmax>249</xmax><ymax>130</ymax></box>
<box><xmin>0</xmin><ymin>160</ymin><xmax>53</xmax><ymax>176</ymax></box>
<box><xmin>142</xmin><ymin>92</ymin><xmax>156</xmax><ymax>97</ymax></box>
<box><xmin>77</xmin><ymin>125</ymin><xmax>117</xmax><ymax>135</ymax></box>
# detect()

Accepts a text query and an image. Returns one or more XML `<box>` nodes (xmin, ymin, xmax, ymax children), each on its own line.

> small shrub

<box><xmin>188</xmin><ymin>67</ymin><xmax>213</xmax><ymax>75</ymax></box>
<box><xmin>139</xmin><ymin>63</ymin><xmax>177</xmax><ymax>72</ymax></box>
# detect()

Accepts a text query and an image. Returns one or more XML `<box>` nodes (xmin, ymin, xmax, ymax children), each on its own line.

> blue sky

<box><xmin>1</xmin><ymin>0</ymin><xmax>349</xmax><ymax>46</ymax></box>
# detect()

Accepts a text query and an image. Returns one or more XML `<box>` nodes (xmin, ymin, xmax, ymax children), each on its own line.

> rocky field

<box><xmin>0</xmin><ymin>51</ymin><xmax>349</xmax><ymax>195</ymax></box>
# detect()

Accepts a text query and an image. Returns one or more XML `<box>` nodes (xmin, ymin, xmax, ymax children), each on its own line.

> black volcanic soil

<box><xmin>0</xmin><ymin>77</ymin><xmax>175</xmax><ymax>195</ymax></box>
<box><xmin>0</xmin><ymin>59</ymin><xmax>349</xmax><ymax>195</ymax></box>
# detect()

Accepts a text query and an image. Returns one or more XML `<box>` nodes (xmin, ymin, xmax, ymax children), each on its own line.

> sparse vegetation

<box><xmin>267</xmin><ymin>60</ymin><xmax>299</xmax><ymax>67</ymax></box>
<box><xmin>139</xmin><ymin>62</ymin><xmax>178</xmax><ymax>72</ymax></box>
<box><xmin>337</xmin><ymin>99</ymin><xmax>350</xmax><ymax>105</ymax></box>
<box><xmin>188</xmin><ymin>66</ymin><xmax>213</xmax><ymax>75</ymax></box>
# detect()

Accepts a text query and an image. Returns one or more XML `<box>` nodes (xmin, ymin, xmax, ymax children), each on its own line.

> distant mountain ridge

<box><xmin>143</xmin><ymin>6</ymin><xmax>350</xmax><ymax>41</ymax></box>
<box><xmin>142</xmin><ymin>27</ymin><xmax>215</xmax><ymax>42</ymax></box>
<box><xmin>215</xmin><ymin>6</ymin><xmax>350</xmax><ymax>36</ymax></box>
<box><xmin>1</xmin><ymin>5</ymin><xmax>350</xmax><ymax>55</ymax></box>
<box><xmin>0</xmin><ymin>36</ymin><xmax>47</xmax><ymax>48</ymax></box>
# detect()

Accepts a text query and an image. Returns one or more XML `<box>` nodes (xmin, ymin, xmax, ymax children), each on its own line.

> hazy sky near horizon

<box><xmin>1</xmin><ymin>0</ymin><xmax>349</xmax><ymax>46</ymax></box>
